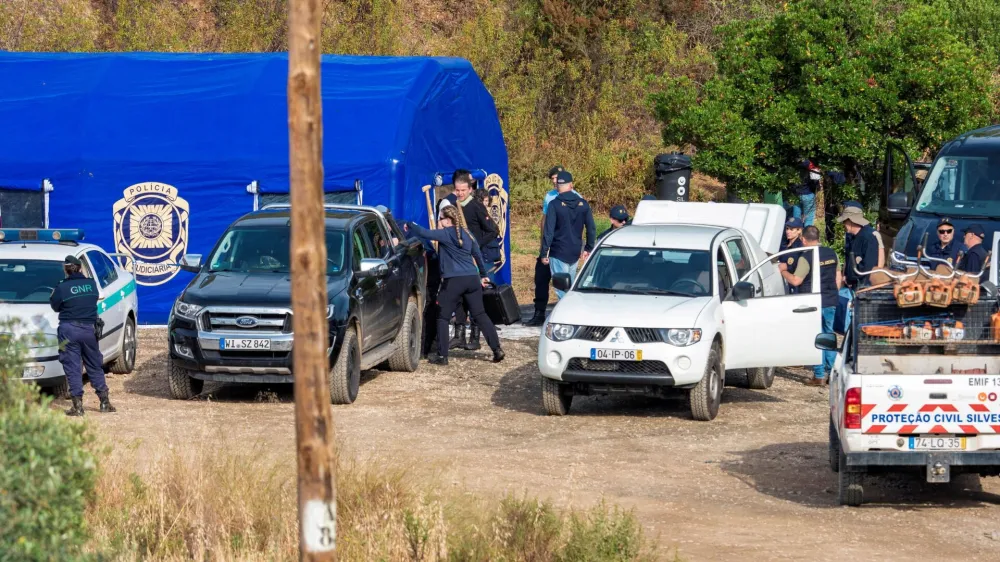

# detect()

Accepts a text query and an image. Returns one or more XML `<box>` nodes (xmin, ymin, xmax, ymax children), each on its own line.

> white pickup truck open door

<box><xmin>721</xmin><ymin>246</ymin><xmax>823</xmax><ymax>369</ymax></box>
<box><xmin>632</xmin><ymin>200</ymin><xmax>786</xmax><ymax>253</ymax></box>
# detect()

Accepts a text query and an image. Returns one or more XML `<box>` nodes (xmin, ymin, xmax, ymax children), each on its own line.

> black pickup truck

<box><xmin>166</xmin><ymin>204</ymin><xmax>426</xmax><ymax>404</ymax></box>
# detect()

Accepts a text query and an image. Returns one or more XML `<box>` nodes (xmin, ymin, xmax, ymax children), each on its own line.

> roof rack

<box><xmin>260</xmin><ymin>203</ymin><xmax>392</xmax><ymax>224</ymax></box>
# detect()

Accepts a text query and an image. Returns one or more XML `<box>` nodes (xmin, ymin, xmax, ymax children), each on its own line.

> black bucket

<box><xmin>653</xmin><ymin>152</ymin><xmax>692</xmax><ymax>202</ymax></box>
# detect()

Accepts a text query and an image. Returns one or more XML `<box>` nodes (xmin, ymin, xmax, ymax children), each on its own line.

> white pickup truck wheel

<box><xmin>689</xmin><ymin>343</ymin><xmax>723</xmax><ymax>421</ymax></box>
<box><xmin>747</xmin><ymin>366</ymin><xmax>775</xmax><ymax>390</ymax></box>
<box><xmin>838</xmin><ymin>448</ymin><xmax>864</xmax><ymax>506</ymax></box>
<box><xmin>541</xmin><ymin>377</ymin><xmax>572</xmax><ymax>416</ymax></box>
<box><xmin>828</xmin><ymin>419</ymin><xmax>840</xmax><ymax>473</ymax></box>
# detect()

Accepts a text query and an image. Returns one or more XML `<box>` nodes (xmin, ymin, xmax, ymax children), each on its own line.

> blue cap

<box><xmin>556</xmin><ymin>171</ymin><xmax>573</xmax><ymax>185</ymax></box>
<box><xmin>641</xmin><ymin>194</ymin><xmax>657</xmax><ymax>201</ymax></box>
<box><xmin>964</xmin><ymin>224</ymin><xmax>986</xmax><ymax>238</ymax></box>
<box><xmin>609</xmin><ymin>205</ymin><xmax>629</xmax><ymax>222</ymax></box>
<box><xmin>785</xmin><ymin>217</ymin><xmax>804</xmax><ymax>229</ymax></box>
<box><xmin>842</xmin><ymin>200</ymin><xmax>863</xmax><ymax>209</ymax></box>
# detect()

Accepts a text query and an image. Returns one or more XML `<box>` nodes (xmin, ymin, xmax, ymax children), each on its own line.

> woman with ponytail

<box><xmin>404</xmin><ymin>205</ymin><xmax>505</xmax><ymax>365</ymax></box>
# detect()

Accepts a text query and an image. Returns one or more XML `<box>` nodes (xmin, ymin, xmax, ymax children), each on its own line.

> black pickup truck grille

<box><xmin>203</xmin><ymin>309</ymin><xmax>292</xmax><ymax>334</ymax></box>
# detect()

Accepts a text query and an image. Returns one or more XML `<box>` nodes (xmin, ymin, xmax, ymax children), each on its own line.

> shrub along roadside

<box><xmin>88</xmin><ymin>440</ymin><xmax>660</xmax><ymax>561</ymax></box>
<box><xmin>0</xmin><ymin>322</ymin><xmax>98</xmax><ymax>562</ymax></box>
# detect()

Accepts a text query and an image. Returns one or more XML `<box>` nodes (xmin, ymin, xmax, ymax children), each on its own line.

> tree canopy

<box><xmin>652</xmin><ymin>0</ymin><xmax>997</xmax><ymax>201</ymax></box>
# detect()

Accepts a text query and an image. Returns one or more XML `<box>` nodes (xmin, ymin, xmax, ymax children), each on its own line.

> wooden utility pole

<box><xmin>288</xmin><ymin>0</ymin><xmax>336</xmax><ymax>559</ymax></box>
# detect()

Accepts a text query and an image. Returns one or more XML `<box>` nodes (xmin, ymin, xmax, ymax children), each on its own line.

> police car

<box><xmin>0</xmin><ymin>229</ymin><xmax>139</xmax><ymax>394</ymax></box>
<box><xmin>537</xmin><ymin>201</ymin><xmax>825</xmax><ymax>421</ymax></box>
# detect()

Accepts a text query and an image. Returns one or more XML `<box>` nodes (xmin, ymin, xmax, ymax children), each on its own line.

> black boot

<box><xmin>449</xmin><ymin>323</ymin><xmax>466</xmax><ymax>350</ymax></box>
<box><xmin>465</xmin><ymin>325</ymin><xmax>481</xmax><ymax>351</ymax></box>
<box><xmin>523</xmin><ymin>311</ymin><xmax>545</xmax><ymax>327</ymax></box>
<box><xmin>65</xmin><ymin>396</ymin><xmax>84</xmax><ymax>417</ymax></box>
<box><xmin>98</xmin><ymin>392</ymin><xmax>116</xmax><ymax>413</ymax></box>
<box><xmin>492</xmin><ymin>347</ymin><xmax>505</xmax><ymax>363</ymax></box>
<box><xmin>429</xmin><ymin>355</ymin><xmax>449</xmax><ymax>366</ymax></box>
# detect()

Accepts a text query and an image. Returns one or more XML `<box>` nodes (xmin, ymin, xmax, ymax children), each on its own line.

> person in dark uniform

<box><xmin>50</xmin><ymin>255</ymin><xmax>115</xmax><ymax>416</ymax></box>
<box><xmin>925</xmin><ymin>217</ymin><xmax>963</xmax><ymax>265</ymax></box>
<box><xmin>778</xmin><ymin>227</ymin><xmax>839</xmax><ymax>386</ymax></box>
<box><xmin>958</xmin><ymin>224</ymin><xmax>990</xmax><ymax>279</ymax></box>
<box><xmin>779</xmin><ymin>217</ymin><xmax>804</xmax><ymax>293</ymax></box>
<box><xmin>450</xmin><ymin>170</ymin><xmax>499</xmax><ymax>351</ymax></box>
<box><xmin>598</xmin><ymin>205</ymin><xmax>630</xmax><ymax>240</ymax></box>
<box><xmin>524</xmin><ymin>165</ymin><xmax>565</xmax><ymax>327</ymax></box>
<box><xmin>837</xmin><ymin>206</ymin><xmax>879</xmax><ymax>289</ymax></box>
<box><xmin>404</xmin><ymin>205</ymin><xmax>504</xmax><ymax>365</ymax></box>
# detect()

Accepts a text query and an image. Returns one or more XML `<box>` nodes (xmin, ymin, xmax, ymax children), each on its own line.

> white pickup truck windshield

<box><xmin>576</xmin><ymin>247</ymin><xmax>712</xmax><ymax>297</ymax></box>
<box><xmin>0</xmin><ymin>259</ymin><xmax>65</xmax><ymax>303</ymax></box>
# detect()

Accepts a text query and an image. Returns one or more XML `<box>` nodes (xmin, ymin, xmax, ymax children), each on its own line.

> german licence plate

<box><xmin>590</xmin><ymin>348</ymin><xmax>642</xmax><ymax>361</ymax></box>
<box><xmin>220</xmin><ymin>338</ymin><xmax>271</xmax><ymax>350</ymax></box>
<box><xmin>908</xmin><ymin>436</ymin><xmax>966</xmax><ymax>450</ymax></box>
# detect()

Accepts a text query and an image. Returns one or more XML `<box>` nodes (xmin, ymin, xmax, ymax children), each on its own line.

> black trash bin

<box><xmin>653</xmin><ymin>152</ymin><xmax>692</xmax><ymax>202</ymax></box>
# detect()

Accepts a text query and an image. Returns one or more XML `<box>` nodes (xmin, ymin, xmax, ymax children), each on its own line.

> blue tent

<box><xmin>0</xmin><ymin>52</ymin><xmax>510</xmax><ymax>324</ymax></box>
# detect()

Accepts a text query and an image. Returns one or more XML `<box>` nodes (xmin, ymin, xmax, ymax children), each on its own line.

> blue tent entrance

<box><xmin>0</xmin><ymin>53</ymin><xmax>510</xmax><ymax>324</ymax></box>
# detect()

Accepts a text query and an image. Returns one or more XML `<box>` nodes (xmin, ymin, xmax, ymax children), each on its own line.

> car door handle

<box><xmin>793</xmin><ymin>306</ymin><xmax>817</xmax><ymax>313</ymax></box>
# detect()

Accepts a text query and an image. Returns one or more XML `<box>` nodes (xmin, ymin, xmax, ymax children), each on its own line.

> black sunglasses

<box><xmin>938</xmin><ymin>228</ymin><xmax>954</xmax><ymax>234</ymax></box>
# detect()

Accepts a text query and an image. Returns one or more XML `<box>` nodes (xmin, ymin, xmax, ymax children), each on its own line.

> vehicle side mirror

<box><xmin>887</xmin><ymin>191</ymin><xmax>911</xmax><ymax>220</ymax></box>
<box><xmin>730</xmin><ymin>281</ymin><xmax>755</xmax><ymax>301</ymax></box>
<box><xmin>815</xmin><ymin>332</ymin><xmax>838</xmax><ymax>351</ymax></box>
<box><xmin>357</xmin><ymin>258</ymin><xmax>389</xmax><ymax>279</ymax></box>
<box><xmin>552</xmin><ymin>273</ymin><xmax>571</xmax><ymax>292</ymax></box>
<box><xmin>180</xmin><ymin>254</ymin><xmax>202</xmax><ymax>273</ymax></box>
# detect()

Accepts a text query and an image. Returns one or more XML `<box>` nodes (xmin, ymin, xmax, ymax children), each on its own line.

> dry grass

<box><xmin>87</xmin><ymin>439</ymin><xmax>657</xmax><ymax>561</ymax></box>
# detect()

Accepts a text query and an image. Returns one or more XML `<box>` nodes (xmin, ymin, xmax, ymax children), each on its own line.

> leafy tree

<box><xmin>651</xmin><ymin>0</ymin><xmax>996</xmax><ymax>201</ymax></box>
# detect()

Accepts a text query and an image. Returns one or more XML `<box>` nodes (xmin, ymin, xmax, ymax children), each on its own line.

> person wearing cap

<box><xmin>778</xmin><ymin>217</ymin><xmax>805</xmax><ymax>293</ymax></box>
<box><xmin>837</xmin><ymin>206</ymin><xmax>879</xmax><ymax>289</ymax></box>
<box><xmin>958</xmin><ymin>224</ymin><xmax>990</xmax><ymax>278</ymax></box>
<box><xmin>598</xmin><ymin>205</ymin><xmax>630</xmax><ymax>239</ymax></box>
<box><xmin>778</xmin><ymin>226</ymin><xmax>839</xmax><ymax>385</ymax></box>
<box><xmin>926</xmin><ymin>217</ymin><xmax>963</xmax><ymax>265</ymax></box>
<box><xmin>49</xmin><ymin>255</ymin><xmax>115</xmax><ymax>416</ymax></box>
<box><xmin>524</xmin><ymin>165</ymin><xmax>566</xmax><ymax>326</ymax></box>
<box><xmin>540</xmin><ymin>171</ymin><xmax>596</xmax><ymax>299</ymax></box>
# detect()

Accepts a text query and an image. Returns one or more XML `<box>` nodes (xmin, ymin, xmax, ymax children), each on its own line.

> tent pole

<box><xmin>288</xmin><ymin>0</ymin><xmax>336</xmax><ymax>560</ymax></box>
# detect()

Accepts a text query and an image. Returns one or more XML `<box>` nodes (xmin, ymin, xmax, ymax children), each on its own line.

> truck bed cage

<box><xmin>854</xmin><ymin>288</ymin><xmax>1000</xmax><ymax>356</ymax></box>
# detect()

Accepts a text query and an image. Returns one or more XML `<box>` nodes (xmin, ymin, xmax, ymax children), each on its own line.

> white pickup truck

<box><xmin>823</xmin><ymin>287</ymin><xmax>1000</xmax><ymax>506</ymax></box>
<box><xmin>538</xmin><ymin>201</ymin><xmax>827</xmax><ymax>420</ymax></box>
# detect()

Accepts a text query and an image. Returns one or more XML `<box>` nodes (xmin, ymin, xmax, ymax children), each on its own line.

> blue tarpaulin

<box><xmin>0</xmin><ymin>52</ymin><xmax>510</xmax><ymax>324</ymax></box>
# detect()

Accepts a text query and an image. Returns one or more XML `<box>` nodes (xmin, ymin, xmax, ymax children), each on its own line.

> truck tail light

<box><xmin>844</xmin><ymin>387</ymin><xmax>862</xmax><ymax>430</ymax></box>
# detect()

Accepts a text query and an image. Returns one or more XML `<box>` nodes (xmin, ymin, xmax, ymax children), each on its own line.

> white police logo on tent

<box><xmin>113</xmin><ymin>182</ymin><xmax>190</xmax><ymax>286</ymax></box>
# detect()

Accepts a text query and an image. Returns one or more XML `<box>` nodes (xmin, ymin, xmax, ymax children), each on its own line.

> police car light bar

<box><xmin>0</xmin><ymin>229</ymin><xmax>85</xmax><ymax>243</ymax></box>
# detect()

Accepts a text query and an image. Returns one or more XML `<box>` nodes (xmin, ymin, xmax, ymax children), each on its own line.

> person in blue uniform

<box><xmin>779</xmin><ymin>217</ymin><xmax>805</xmax><ymax>292</ymax></box>
<box><xmin>50</xmin><ymin>255</ymin><xmax>115</xmax><ymax>416</ymax></box>
<box><xmin>837</xmin><ymin>206</ymin><xmax>879</xmax><ymax>289</ymax></box>
<box><xmin>958</xmin><ymin>224</ymin><xmax>990</xmax><ymax>280</ymax></box>
<box><xmin>405</xmin><ymin>205</ymin><xmax>505</xmax><ymax>366</ymax></box>
<box><xmin>524</xmin><ymin>165</ymin><xmax>565</xmax><ymax>327</ymax></box>
<box><xmin>925</xmin><ymin>217</ymin><xmax>963</xmax><ymax>265</ymax></box>
<box><xmin>598</xmin><ymin>205</ymin><xmax>630</xmax><ymax>240</ymax></box>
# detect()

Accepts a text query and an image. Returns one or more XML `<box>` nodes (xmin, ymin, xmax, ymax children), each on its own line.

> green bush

<box><xmin>0</xmin><ymin>322</ymin><xmax>97</xmax><ymax>562</ymax></box>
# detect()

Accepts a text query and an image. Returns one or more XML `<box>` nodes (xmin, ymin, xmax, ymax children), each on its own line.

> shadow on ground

<box><xmin>492</xmin><ymin>358</ymin><xmax>785</xmax><ymax>419</ymax></box>
<box><xmin>721</xmin><ymin>441</ymin><xmax>1000</xmax><ymax>509</ymax></box>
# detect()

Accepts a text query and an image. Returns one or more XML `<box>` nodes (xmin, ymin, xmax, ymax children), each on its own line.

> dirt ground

<box><xmin>72</xmin><ymin>328</ymin><xmax>1000</xmax><ymax>562</ymax></box>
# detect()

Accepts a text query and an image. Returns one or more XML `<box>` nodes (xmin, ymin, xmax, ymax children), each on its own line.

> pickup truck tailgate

<box><xmin>862</xmin><ymin>375</ymin><xmax>1000</xmax><ymax>435</ymax></box>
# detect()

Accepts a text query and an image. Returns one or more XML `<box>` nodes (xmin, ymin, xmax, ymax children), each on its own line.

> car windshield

<box><xmin>207</xmin><ymin>228</ymin><xmax>346</xmax><ymax>275</ymax></box>
<box><xmin>575</xmin><ymin>247</ymin><xmax>713</xmax><ymax>297</ymax></box>
<box><xmin>0</xmin><ymin>259</ymin><xmax>66</xmax><ymax>303</ymax></box>
<box><xmin>915</xmin><ymin>155</ymin><xmax>1000</xmax><ymax>217</ymax></box>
